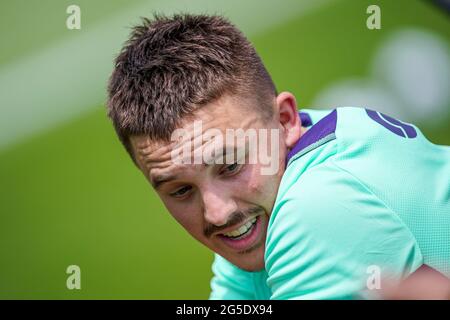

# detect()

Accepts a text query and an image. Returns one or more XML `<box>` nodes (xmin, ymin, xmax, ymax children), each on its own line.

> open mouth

<box><xmin>217</xmin><ymin>215</ymin><xmax>262</xmax><ymax>252</ymax></box>
<box><xmin>222</xmin><ymin>216</ymin><xmax>257</xmax><ymax>240</ymax></box>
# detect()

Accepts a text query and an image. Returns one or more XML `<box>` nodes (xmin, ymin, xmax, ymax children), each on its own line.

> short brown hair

<box><xmin>107</xmin><ymin>13</ymin><xmax>277</xmax><ymax>161</ymax></box>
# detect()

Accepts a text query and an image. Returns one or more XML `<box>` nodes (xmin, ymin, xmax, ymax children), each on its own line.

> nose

<box><xmin>201</xmin><ymin>188</ymin><xmax>237</xmax><ymax>227</ymax></box>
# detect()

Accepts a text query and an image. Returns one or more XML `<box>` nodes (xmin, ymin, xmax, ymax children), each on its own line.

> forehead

<box><xmin>130</xmin><ymin>94</ymin><xmax>272</xmax><ymax>180</ymax></box>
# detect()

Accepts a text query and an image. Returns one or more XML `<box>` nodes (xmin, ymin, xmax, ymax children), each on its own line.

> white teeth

<box><xmin>223</xmin><ymin>217</ymin><xmax>257</xmax><ymax>238</ymax></box>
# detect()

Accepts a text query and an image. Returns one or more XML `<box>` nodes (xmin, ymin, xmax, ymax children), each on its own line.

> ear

<box><xmin>276</xmin><ymin>92</ymin><xmax>302</xmax><ymax>149</ymax></box>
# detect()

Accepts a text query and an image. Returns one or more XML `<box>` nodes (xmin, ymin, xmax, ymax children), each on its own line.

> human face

<box><xmin>130</xmin><ymin>92</ymin><xmax>302</xmax><ymax>271</ymax></box>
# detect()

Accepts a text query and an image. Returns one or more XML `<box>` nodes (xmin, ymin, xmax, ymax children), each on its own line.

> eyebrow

<box><xmin>206</xmin><ymin>145</ymin><xmax>248</xmax><ymax>164</ymax></box>
<box><xmin>151</xmin><ymin>174</ymin><xmax>178</xmax><ymax>189</ymax></box>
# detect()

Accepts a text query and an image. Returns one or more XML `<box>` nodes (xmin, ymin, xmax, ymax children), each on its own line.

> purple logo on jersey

<box><xmin>366</xmin><ymin>109</ymin><xmax>417</xmax><ymax>138</ymax></box>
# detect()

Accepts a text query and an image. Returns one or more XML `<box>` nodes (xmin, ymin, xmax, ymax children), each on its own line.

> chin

<box><xmin>225</xmin><ymin>241</ymin><xmax>266</xmax><ymax>272</ymax></box>
<box><xmin>212</xmin><ymin>213</ymin><xmax>269</xmax><ymax>271</ymax></box>
<box><xmin>239</xmin><ymin>259</ymin><xmax>265</xmax><ymax>272</ymax></box>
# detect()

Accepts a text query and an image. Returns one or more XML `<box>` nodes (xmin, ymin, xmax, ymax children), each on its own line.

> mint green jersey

<box><xmin>210</xmin><ymin>107</ymin><xmax>450</xmax><ymax>300</ymax></box>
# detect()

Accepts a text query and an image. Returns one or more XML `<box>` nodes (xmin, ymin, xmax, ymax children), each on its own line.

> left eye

<box><xmin>169</xmin><ymin>185</ymin><xmax>192</xmax><ymax>198</ymax></box>
<box><xmin>221</xmin><ymin>162</ymin><xmax>240</xmax><ymax>175</ymax></box>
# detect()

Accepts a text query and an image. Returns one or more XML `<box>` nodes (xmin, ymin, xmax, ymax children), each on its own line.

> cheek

<box><xmin>238</xmin><ymin>164</ymin><xmax>272</xmax><ymax>197</ymax></box>
<box><xmin>249</xmin><ymin>164</ymin><xmax>284</xmax><ymax>211</ymax></box>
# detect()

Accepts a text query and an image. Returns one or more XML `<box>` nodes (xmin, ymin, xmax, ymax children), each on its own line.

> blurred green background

<box><xmin>0</xmin><ymin>0</ymin><xmax>449</xmax><ymax>299</ymax></box>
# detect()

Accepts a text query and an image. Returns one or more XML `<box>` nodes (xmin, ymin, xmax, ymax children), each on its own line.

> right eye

<box><xmin>169</xmin><ymin>185</ymin><xmax>192</xmax><ymax>198</ymax></box>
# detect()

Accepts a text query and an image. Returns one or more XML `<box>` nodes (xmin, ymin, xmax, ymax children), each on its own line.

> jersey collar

<box><xmin>286</xmin><ymin>109</ymin><xmax>337</xmax><ymax>166</ymax></box>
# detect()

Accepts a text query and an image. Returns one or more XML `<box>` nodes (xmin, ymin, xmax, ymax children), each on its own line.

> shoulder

<box><xmin>268</xmin><ymin>160</ymin><xmax>420</xmax><ymax>254</ymax></box>
<box><xmin>265</xmin><ymin>161</ymin><xmax>423</xmax><ymax>299</ymax></box>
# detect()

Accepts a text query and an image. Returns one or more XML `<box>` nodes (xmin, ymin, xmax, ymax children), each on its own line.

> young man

<box><xmin>106</xmin><ymin>14</ymin><xmax>450</xmax><ymax>299</ymax></box>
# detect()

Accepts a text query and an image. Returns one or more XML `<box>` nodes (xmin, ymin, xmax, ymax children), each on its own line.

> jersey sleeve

<box><xmin>265</xmin><ymin>161</ymin><xmax>424</xmax><ymax>300</ymax></box>
<box><xmin>209</xmin><ymin>254</ymin><xmax>256</xmax><ymax>300</ymax></box>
